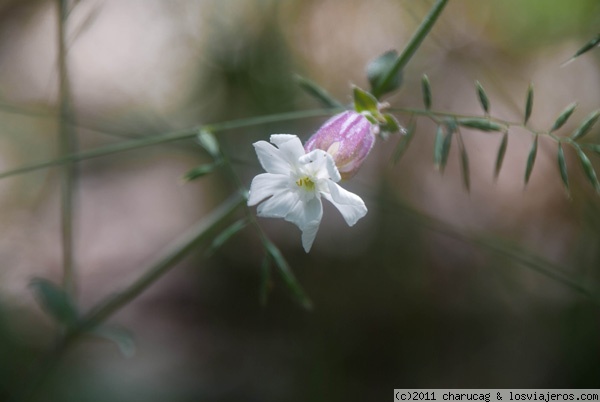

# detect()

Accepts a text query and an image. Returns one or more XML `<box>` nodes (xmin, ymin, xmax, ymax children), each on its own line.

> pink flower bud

<box><xmin>304</xmin><ymin>111</ymin><xmax>377</xmax><ymax>180</ymax></box>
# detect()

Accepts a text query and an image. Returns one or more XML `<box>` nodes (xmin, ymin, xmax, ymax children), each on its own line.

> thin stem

<box><xmin>57</xmin><ymin>0</ymin><xmax>78</xmax><ymax>298</ymax></box>
<box><xmin>14</xmin><ymin>193</ymin><xmax>244</xmax><ymax>401</ymax></box>
<box><xmin>74</xmin><ymin>192</ymin><xmax>244</xmax><ymax>333</ymax></box>
<box><xmin>372</xmin><ymin>0</ymin><xmax>449</xmax><ymax>98</ymax></box>
<box><xmin>0</xmin><ymin>108</ymin><xmax>339</xmax><ymax>180</ymax></box>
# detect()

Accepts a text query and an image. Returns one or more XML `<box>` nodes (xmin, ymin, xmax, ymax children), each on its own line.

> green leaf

<box><xmin>524</xmin><ymin>135</ymin><xmax>538</xmax><ymax>185</ymax></box>
<box><xmin>207</xmin><ymin>218</ymin><xmax>247</xmax><ymax>255</ymax></box>
<box><xmin>259</xmin><ymin>256</ymin><xmax>272</xmax><ymax>306</ymax></box>
<box><xmin>494</xmin><ymin>132</ymin><xmax>508</xmax><ymax>180</ymax></box>
<box><xmin>182</xmin><ymin>163</ymin><xmax>218</xmax><ymax>182</ymax></box>
<box><xmin>367</xmin><ymin>50</ymin><xmax>403</xmax><ymax>95</ymax></box>
<box><xmin>458</xmin><ymin>138</ymin><xmax>470</xmax><ymax>192</ymax></box>
<box><xmin>457</xmin><ymin>118</ymin><xmax>504</xmax><ymax>132</ymax></box>
<box><xmin>475</xmin><ymin>81</ymin><xmax>490</xmax><ymax>114</ymax></box>
<box><xmin>294</xmin><ymin>75</ymin><xmax>343</xmax><ymax>108</ymax></box>
<box><xmin>557</xmin><ymin>143</ymin><xmax>570</xmax><ymax>193</ymax></box>
<box><xmin>197</xmin><ymin>129</ymin><xmax>220</xmax><ymax>158</ymax></box>
<box><xmin>440</xmin><ymin>128</ymin><xmax>454</xmax><ymax>173</ymax></box>
<box><xmin>575</xmin><ymin>146</ymin><xmax>600</xmax><ymax>192</ymax></box>
<box><xmin>571</xmin><ymin>110</ymin><xmax>600</xmax><ymax>141</ymax></box>
<box><xmin>563</xmin><ymin>34</ymin><xmax>600</xmax><ymax>65</ymax></box>
<box><xmin>550</xmin><ymin>102</ymin><xmax>577</xmax><ymax>132</ymax></box>
<box><xmin>380</xmin><ymin>113</ymin><xmax>401</xmax><ymax>135</ymax></box>
<box><xmin>264</xmin><ymin>240</ymin><xmax>313</xmax><ymax>310</ymax></box>
<box><xmin>353</xmin><ymin>86</ymin><xmax>379</xmax><ymax>114</ymax></box>
<box><xmin>391</xmin><ymin>121</ymin><xmax>416</xmax><ymax>164</ymax></box>
<box><xmin>433</xmin><ymin>125</ymin><xmax>445</xmax><ymax>169</ymax></box>
<box><xmin>91</xmin><ymin>325</ymin><xmax>136</xmax><ymax>358</ymax></box>
<box><xmin>421</xmin><ymin>74</ymin><xmax>432</xmax><ymax>110</ymax></box>
<box><xmin>30</xmin><ymin>278</ymin><xmax>79</xmax><ymax>327</ymax></box>
<box><xmin>524</xmin><ymin>83</ymin><xmax>534</xmax><ymax>125</ymax></box>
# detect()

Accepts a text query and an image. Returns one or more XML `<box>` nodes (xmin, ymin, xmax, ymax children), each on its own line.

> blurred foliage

<box><xmin>1</xmin><ymin>0</ymin><xmax>600</xmax><ymax>401</ymax></box>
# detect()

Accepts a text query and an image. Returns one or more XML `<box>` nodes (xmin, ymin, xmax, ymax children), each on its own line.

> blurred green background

<box><xmin>1</xmin><ymin>0</ymin><xmax>600</xmax><ymax>401</ymax></box>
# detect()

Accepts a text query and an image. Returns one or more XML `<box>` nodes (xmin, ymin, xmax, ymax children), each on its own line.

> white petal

<box><xmin>298</xmin><ymin>150</ymin><xmax>341</xmax><ymax>182</ymax></box>
<box><xmin>284</xmin><ymin>197</ymin><xmax>322</xmax><ymax>253</ymax></box>
<box><xmin>253</xmin><ymin>141</ymin><xmax>293</xmax><ymax>175</ymax></box>
<box><xmin>322</xmin><ymin>181</ymin><xmax>367</xmax><ymax>226</ymax></box>
<box><xmin>269</xmin><ymin>134</ymin><xmax>306</xmax><ymax>169</ymax></box>
<box><xmin>256</xmin><ymin>190</ymin><xmax>300</xmax><ymax>219</ymax></box>
<box><xmin>247</xmin><ymin>173</ymin><xmax>289</xmax><ymax>206</ymax></box>
<box><xmin>301</xmin><ymin>221</ymin><xmax>320</xmax><ymax>252</ymax></box>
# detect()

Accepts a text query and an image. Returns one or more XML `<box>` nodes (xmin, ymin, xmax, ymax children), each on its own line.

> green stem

<box><xmin>57</xmin><ymin>0</ymin><xmax>78</xmax><ymax>298</ymax></box>
<box><xmin>74</xmin><ymin>192</ymin><xmax>244</xmax><ymax>333</ymax></box>
<box><xmin>14</xmin><ymin>193</ymin><xmax>244</xmax><ymax>402</ymax></box>
<box><xmin>372</xmin><ymin>0</ymin><xmax>449</xmax><ymax>98</ymax></box>
<box><xmin>0</xmin><ymin>108</ymin><xmax>338</xmax><ymax>180</ymax></box>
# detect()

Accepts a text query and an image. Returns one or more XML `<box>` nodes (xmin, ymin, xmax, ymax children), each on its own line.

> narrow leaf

<box><xmin>571</xmin><ymin>110</ymin><xmax>600</xmax><ymax>141</ymax></box>
<box><xmin>294</xmin><ymin>75</ymin><xmax>343</xmax><ymax>108</ymax></box>
<box><xmin>475</xmin><ymin>81</ymin><xmax>490</xmax><ymax>114</ymax></box>
<box><xmin>30</xmin><ymin>278</ymin><xmax>79</xmax><ymax>327</ymax></box>
<box><xmin>433</xmin><ymin>125</ymin><xmax>445</xmax><ymax>169</ymax></box>
<box><xmin>421</xmin><ymin>74</ymin><xmax>432</xmax><ymax>110</ymax></box>
<box><xmin>208</xmin><ymin>218</ymin><xmax>247</xmax><ymax>255</ymax></box>
<box><xmin>91</xmin><ymin>326</ymin><xmax>136</xmax><ymax>358</ymax></box>
<box><xmin>367</xmin><ymin>50</ymin><xmax>403</xmax><ymax>95</ymax></box>
<box><xmin>440</xmin><ymin>123</ymin><xmax>455</xmax><ymax>173</ymax></box>
<box><xmin>264</xmin><ymin>240</ymin><xmax>313</xmax><ymax>310</ymax></box>
<box><xmin>391</xmin><ymin>121</ymin><xmax>416</xmax><ymax>164</ymax></box>
<box><xmin>550</xmin><ymin>102</ymin><xmax>577</xmax><ymax>132</ymax></box>
<box><xmin>524</xmin><ymin>135</ymin><xmax>538</xmax><ymax>185</ymax></box>
<box><xmin>380</xmin><ymin>113</ymin><xmax>401</xmax><ymax>135</ymax></box>
<box><xmin>353</xmin><ymin>86</ymin><xmax>379</xmax><ymax>114</ymax></box>
<box><xmin>182</xmin><ymin>163</ymin><xmax>218</xmax><ymax>182</ymax></box>
<box><xmin>557</xmin><ymin>143</ymin><xmax>570</xmax><ymax>193</ymax></box>
<box><xmin>575</xmin><ymin>146</ymin><xmax>600</xmax><ymax>192</ymax></box>
<box><xmin>562</xmin><ymin>34</ymin><xmax>600</xmax><ymax>65</ymax></box>
<box><xmin>494</xmin><ymin>132</ymin><xmax>508</xmax><ymax>180</ymax></box>
<box><xmin>457</xmin><ymin>118</ymin><xmax>504</xmax><ymax>132</ymax></box>
<box><xmin>524</xmin><ymin>83</ymin><xmax>534</xmax><ymax>125</ymax></box>
<box><xmin>197</xmin><ymin>129</ymin><xmax>220</xmax><ymax>158</ymax></box>
<box><xmin>459</xmin><ymin>140</ymin><xmax>470</xmax><ymax>191</ymax></box>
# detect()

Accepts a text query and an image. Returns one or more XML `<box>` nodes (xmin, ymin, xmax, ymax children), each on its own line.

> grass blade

<box><xmin>494</xmin><ymin>132</ymin><xmax>508</xmax><ymax>180</ymax></box>
<box><xmin>457</xmin><ymin>118</ymin><xmax>504</xmax><ymax>132</ymax></box>
<box><xmin>475</xmin><ymin>80</ymin><xmax>490</xmax><ymax>114</ymax></box>
<box><xmin>524</xmin><ymin>83</ymin><xmax>534</xmax><ymax>125</ymax></box>
<box><xmin>571</xmin><ymin>110</ymin><xmax>600</xmax><ymax>141</ymax></box>
<box><xmin>550</xmin><ymin>102</ymin><xmax>577</xmax><ymax>132</ymax></box>
<box><xmin>557</xmin><ymin>142</ymin><xmax>570</xmax><ymax>193</ymax></box>
<box><xmin>433</xmin><ymin>125</ymin><xmax>445</xmax><ymax>169</ymax></box>
<box><xmin>524</xmin><ymin>135</ymin><xmax>538</xmax><ymax>185</ymax></box>
<box><xmin>421</xmin><ymin>74</ymin><xmax>432</xmax><ymax>110</ymax></box>
<box><xmin>457</xmin><ymin>132</ymin><xmax>470</xmax><ymax>191</ymax></box>
<box><xmin>574</xmin><ymin>145</ymin><xmax>600</xmax><ymax>192</ymax></box>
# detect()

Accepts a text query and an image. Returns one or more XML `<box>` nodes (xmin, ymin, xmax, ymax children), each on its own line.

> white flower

<box><xmin>248</xmin><ymin>134</ymin><xmax>367</xmax><ymax>252</ymax></box>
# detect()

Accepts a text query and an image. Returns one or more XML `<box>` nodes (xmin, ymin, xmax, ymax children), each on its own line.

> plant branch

<box><xmin>0</xmin><ymin>108</ymin><xmax>339</xmax><ymax>180</ymax></box>
<box><xmin>57</xmin><ymin>0</ymin><xmax>78</xmax><ymax>298</ymax></box>
<box><xmin>372</xmin><ymin>0</ymin><xmax>449</xmax><ymax>98</ymax></box>
<box><xmin>73</xmin><ymin>192</ymin><xmax>245</xmax><ymax>334</ymax></box>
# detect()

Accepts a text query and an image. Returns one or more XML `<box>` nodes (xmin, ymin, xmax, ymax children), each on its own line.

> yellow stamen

<box><xmin>296</xmin><ymin>176</ymin><xmax>315</xmax><ymax>190</ymax></box>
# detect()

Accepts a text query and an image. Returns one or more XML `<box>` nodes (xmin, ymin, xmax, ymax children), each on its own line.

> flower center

<box><xmin>295</xmin><ymin>176</ymin><xmax>315</xmax><ymax>191</ymax></box>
